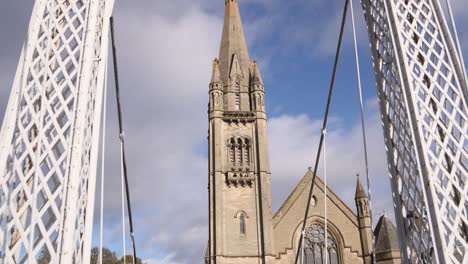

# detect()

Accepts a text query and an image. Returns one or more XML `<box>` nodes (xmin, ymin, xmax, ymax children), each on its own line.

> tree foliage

<box><xmin>90</xmin><ymin>247</ymin><xmax>120</xmax><ymax>264</ymax></box>
<box><xmin>37</xmin><ymin>246</ymin><xmax>144</xmax><ymax>264</ymax></box>
<box><xmin>121</xmin><ymin>255</ymin><xmax>144</xmax><ymax>264</ymax></box>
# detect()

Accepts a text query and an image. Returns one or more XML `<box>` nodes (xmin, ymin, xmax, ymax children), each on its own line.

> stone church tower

<box><xmin>207</xmin><ymin>1</ymin><xmax>402</xmax><ymax>264</ymax></box>
<box><xmin>207</xmin><ymin>0</ymin><xmax>275</xmax><ymax>263</ymax></box>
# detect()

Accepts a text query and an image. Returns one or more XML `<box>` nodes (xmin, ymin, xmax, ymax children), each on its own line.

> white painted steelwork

<box><xmin>360</xmin><ymin>0</ymin><xmax>467</xmax><ymax>263</ymax></box>
<box><xmin>0</xmin><ymin>0</ymin><xmax>114</xmax><ymax>263</ymax></box>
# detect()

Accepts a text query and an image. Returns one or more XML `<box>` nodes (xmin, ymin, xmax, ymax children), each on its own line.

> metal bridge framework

<box><xmin>0</xmin><ymin>0</ymin><xmax>114</xmax><ymax>263</ymax></box>
<box><xmin>361</xmin><ymin>0</ymin><xmax>467</xmax><ymax>263</ymax></box>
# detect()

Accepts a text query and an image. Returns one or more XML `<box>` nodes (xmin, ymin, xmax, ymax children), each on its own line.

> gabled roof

<box><xmin>374</xmin><ymin>215</ymin><xmax>400</xmax><ymax>253</ymax></box>
<box><xmin>273</xmin><ymin>168</ymin><xmax>358</xmax><ymax>227</ymax></box>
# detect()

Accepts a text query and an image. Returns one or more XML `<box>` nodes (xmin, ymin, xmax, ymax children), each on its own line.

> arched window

<box><xmin>240</xmin><ymin>213</ymin><xmax>246</xmax><ymax>235</ymax></box>
<box><xmin>236</xmin><ymin>138</ymin><xmax>243</xmax><ymax>166</ymax></box>
<box><xmin>234</xmin><ymin>94</ymin><xmax>240</xmax><ymax>110</ymax></box>
<box><xmin>301</xmin><ymin>224</ymin><xmax>340</xmax><ymax>264</ymax></box>
<box><xmin>228</xmin><ymin>137</ymin><xmax>251</xmax><ymax>167</ymax></box>
<box><xmin>358</xmin><ymin>201</ymin><xmax>363</xmax><ymax>215</ymax></box>
<box><xmin>243</xmin><ymin>139</ymin><xmax>250</xmax><ymax>164</ymax></box>
<box><xmin>229</xmin><ymin>138</ymin><xmax>236</xmax><ymax>165</ymax></box>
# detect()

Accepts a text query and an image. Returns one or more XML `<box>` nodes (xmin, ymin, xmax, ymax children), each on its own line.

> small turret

<box><xmin>250</xmin><ymin>61</ymin><xmax>265</xmax><ymax>113</ymax></box>
<box><xmin>209</xmin><ymin>59</ymin><xmax>223</xmax><ymax>112</ymax></box>
<box><xmin>210</xmin><ymin>59</ymin><xmax>222</xmax><ymax>89</ymax></box>
<box><xmin>355</xmin><ymin>175</ymin><xmax>373</xmax><ymax>264</ymax></box>
<box><xmin>251</xmin><ymin>61</ymin><xmax>264</xmax><ymax>87</ymax></box>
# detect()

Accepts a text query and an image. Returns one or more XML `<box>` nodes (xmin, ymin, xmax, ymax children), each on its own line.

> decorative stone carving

<box><xmin>226</xmin><ymin>170</ymin><xmax>255</xmax><ymax>187</ymax></box>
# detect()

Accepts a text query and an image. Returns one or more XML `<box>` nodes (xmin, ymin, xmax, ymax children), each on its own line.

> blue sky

<box><xmin>0</xmin><ymin>0</ymin><xmax>467</xmax><ymax>263</ymax></box>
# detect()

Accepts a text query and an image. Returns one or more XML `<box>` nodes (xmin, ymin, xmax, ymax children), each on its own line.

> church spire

<box><xmin>219</xmin><ymin>0</ymin><xmax>251</xmax><ymax>84</ymax></box>
<box><xmin>355</xmin><ymin>175</ymin><xmax>368</xmax><ymax>199</ymax></box>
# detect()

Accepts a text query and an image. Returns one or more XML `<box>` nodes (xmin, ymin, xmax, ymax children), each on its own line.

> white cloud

<box><xmin>268</xmin><ymin>99</ymin><xmax>394</xmax><ymax>219</ymax></box>
<box><xmin>145</xmin><ymin>254</ymin><xmax>179</xmax><ymax>264</ymax></box>
<box><xmin>91</xmin><ymin>5</ymin><xmax>221</xmax><ymax>263</ymax></box>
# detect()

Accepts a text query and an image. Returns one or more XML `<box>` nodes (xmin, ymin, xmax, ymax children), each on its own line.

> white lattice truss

<box><xmin>0</xmin><ymin>0</ymin><xmax>114</xmax><ymax>263</ymax></box>
<box><xmin>360</xmin><ymin>0</ymin><xmax>468</xmax><ymax>263</ymax></box>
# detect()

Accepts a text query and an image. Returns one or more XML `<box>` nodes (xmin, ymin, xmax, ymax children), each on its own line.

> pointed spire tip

<box><xmin>211</xmin><ymin>58</ymin><xmax>222</xmax><ymax>84</ymax></box>
<box><xmin>251</xmin><ymin>61</ymin><xmax>264</xmax><ymax>85</ymax></box>
<box><xmin>219</xmin><ymin>0</ymin><xmax>250</xmax><ymax>84</ymax></box>
<box><xmin>355</xmin><ymin>175</ymin><xmax>368</xmax><ymax>199</ymax></box>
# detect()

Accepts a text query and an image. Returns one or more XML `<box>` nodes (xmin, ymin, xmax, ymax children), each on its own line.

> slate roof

<box><xmin>374</xmin><ymin>215</ymin><xmax>400</xmax><ymax>253</ymax></box>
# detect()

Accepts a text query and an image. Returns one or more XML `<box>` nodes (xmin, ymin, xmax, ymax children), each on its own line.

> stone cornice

<box><xmin>222</xmin><ymin>111</ymin><xmax>256</xmax><ymax>123</ymax></box>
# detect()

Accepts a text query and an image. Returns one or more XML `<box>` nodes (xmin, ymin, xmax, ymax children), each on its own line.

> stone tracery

<box><xmin>302</xmin><ymin>224</ymin><xmax>340</xmax><ymax>264</ymax></box>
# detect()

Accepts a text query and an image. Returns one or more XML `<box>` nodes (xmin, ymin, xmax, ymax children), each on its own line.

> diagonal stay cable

<box><xmin>350</xmin><ymin>0</ymin><xmax>376</xmax><ymax>262</ymax></box>
<box><xmin>110</xmin><ymin>16</ymin><xmax>138</xmax><ymax>264</ymax></box>
<box><xmin>294</xmin><ymin>0</ymin><xmax>350</xmax><ymax>263</ymax></box>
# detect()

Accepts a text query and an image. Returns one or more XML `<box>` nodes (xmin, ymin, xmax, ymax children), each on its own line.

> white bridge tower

<box><xmin>360</xmin><ymin>0</ymin><xmax>467</xmax><ymax>263</ymax></box>
<box><xmin>0</xmin><ymin>0</ymin><xmax>114</xmax><ymax>263</ymax></box>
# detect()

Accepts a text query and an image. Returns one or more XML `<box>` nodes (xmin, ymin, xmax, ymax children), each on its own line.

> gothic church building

<box><xmin>207</xmin><ymin>1</ymin><xmax>400</xmax><ymax>263</ymax></box>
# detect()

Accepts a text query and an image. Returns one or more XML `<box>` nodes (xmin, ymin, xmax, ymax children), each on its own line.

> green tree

<box><xmin>120</xmin><ymin>255</ymin><xmax>144</xmax><ymax>264</ymax></box>
<box><xmin>90</xmin><ymin>247</ymin><xmax>120</xmax><ymax>264</ymax></box>
<box><xmin>36</xmin><ymin>246</ymin><xmax>142</xmax><ymax>264</ymax></box>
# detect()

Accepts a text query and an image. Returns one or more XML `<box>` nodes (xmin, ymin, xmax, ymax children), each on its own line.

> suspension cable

<box><xmin>110</xmin><ymin>16</ymin><xmax>138</xmax><ymax>264</ymax></box>
<box><xmin>99</xmin><ymin>52</ymin><xmax>109</xmax><ymax>264</ymax></box>
<box><xmin>350</xmin><ymin>0</ymin><xmax>376</xmax><ymax>262</ymax></box>
<box><xmin>120</xmin><ymin>136</ymin><xmax>127</xmax><ymax>264</ymax></box>
<box><xmin>323</xmin><ymin>129</ymin><xmax>328</xmax><ymax>264</ymax></box>
<box><xmin>294</xmin><ymin>0</ymin><xmax>350</xmax><ymax>262</ymax></box>
<box><xmin>445</xmin><ymin>0</ymin><xmax>467</xmax><ymax>84</ymax></box>
<box><xmin>300</xmin><ymin>230</ymin><xmax>304</xmax><ymax>264</ymax></box>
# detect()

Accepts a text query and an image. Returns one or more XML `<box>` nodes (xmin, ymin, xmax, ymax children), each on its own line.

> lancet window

<box><xmin>228</xmin><ymin>137</ymin><xmax>251</xmax><ymax>167</ymax></box>
<box><xmin>234</xmin><ymin>78</ymin><xmax>241</xmax><ymax>110</ymax></box>
<box><xmin>301</xmin><ymin>224</ymin><xmax>340</xmax><ymax>264</ymax></box>
<box><xmin>240</xmin><ymin>213</ymin><xmax>246</xmax><ymax>235</ymax></box>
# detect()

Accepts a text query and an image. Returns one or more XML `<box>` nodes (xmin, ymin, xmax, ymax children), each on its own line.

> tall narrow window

<box><xmin>236</xmin><ymin>138</ymin><xmax>242</xmax><ymax>166</ymax></box>
<box><xmin>240</xmin><ymin>213</ymin><xmax>246</xmax><ymax>235</ymax></box>
<box><xmin>234</xmin><ymin>94</ymin><xmax>240</xmax><ymax>110</ymax></box>
<box><xmin>229</xmin><ymin>138</ymin><xmax>236</xmax><ymax>165</ymax></box>
<box><xmin>243</xmin><ymin>139</ymin><xmax>250</xmax><ymax>165</ymax></box>
<box><xmin>235</xmin><ymin>79</ymin><xmax>241</xmax><ymax>110</ymax></box>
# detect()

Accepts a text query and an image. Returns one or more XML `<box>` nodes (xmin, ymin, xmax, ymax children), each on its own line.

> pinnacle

<box><xmin>211</xmin><ymin>59</ymin><xmax>222</xmax><ymax>84</ymax></box>
<box><xmin>355</xmin><ymin>175</ymin><xmax>368</xmax><ymax>199</ymax></box>
<box><xmin>251</xmin><ymin>61</ymin><xmax>264</xmax><ymax>85</ymax></box>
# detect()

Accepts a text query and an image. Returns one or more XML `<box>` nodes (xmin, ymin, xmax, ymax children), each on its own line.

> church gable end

<box><xmin>272</xmin><ymin>169</ymin><xmax>364</xmax><ymax>263</ymax></box>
